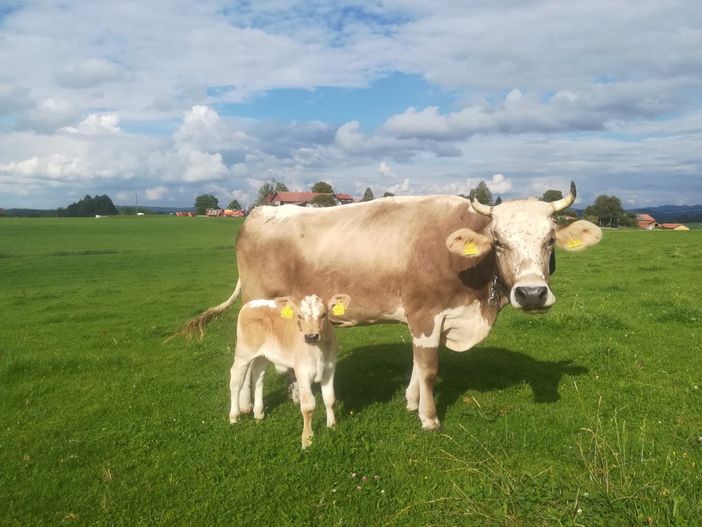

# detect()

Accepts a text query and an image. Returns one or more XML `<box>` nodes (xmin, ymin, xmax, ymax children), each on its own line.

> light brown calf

<box><xmin>229</xmin><ymin>294</ymin><xmax>350</xmax><ymax>448</ymax></box>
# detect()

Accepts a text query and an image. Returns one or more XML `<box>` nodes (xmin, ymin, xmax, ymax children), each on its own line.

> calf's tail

<box><xmin>167</xmin><ymin>279</ymin><xmax>241</xmax><ymax>342</ymax></box>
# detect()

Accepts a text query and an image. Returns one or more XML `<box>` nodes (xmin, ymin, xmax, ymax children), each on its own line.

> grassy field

<box><xmin>1</xmin><ymin>216</ymin><xmax>700</xmax><ymax>526</ymax></box>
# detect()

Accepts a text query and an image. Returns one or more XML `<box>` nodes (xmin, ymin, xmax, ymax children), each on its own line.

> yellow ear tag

<box><xmin>567</xmin><ymin>238</ymin><xmax>583</xmax><ymax>249</ymax></box>
<box><xmin>463</xmin><ymin>242</ymin><xmax>479</xmax><ymax>256</ymax></box>
<box><xmin>280</xmin><ymin>305</ymin><xmax>294</xmax><ymax>319</ymax></box>
<box><xmin>332</xmin><ymin>303</ymin><xmax>346</xmax><ymax>317</ymax></box>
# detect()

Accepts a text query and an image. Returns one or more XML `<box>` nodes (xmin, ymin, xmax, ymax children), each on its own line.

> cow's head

<box><xmin>275</xmin><ymin>294</ymin><xmax>351</xmax><ymax>343</ymax></box>
<box><xmin>447</xmin><ymin>182</ymin><xmax>602</xmax><ymax>312</ymax></box>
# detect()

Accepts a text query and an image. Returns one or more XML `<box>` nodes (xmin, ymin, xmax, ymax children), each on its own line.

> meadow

<box><xmin>1</xmin><ymin>215</ymin><xmax>700</xmax><ymax>526</ymax></box>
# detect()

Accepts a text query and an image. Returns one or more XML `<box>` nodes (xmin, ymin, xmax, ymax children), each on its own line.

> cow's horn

<box><xmin>550</xmin><ymin>181</ymin><xmax>576</xmax><ymax>213</ymax></box>
<box><xmin>469</xmin><ymin>190</ymin><xmax>493</xmax><ymax>217</ymax></box>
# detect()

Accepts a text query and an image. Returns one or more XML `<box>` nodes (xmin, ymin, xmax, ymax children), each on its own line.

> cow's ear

<box><xmin>274</xmin><ymin>296</ymin><xmax>297</xmax><ymax>319</ymax></box>
<box><xmin>328</xmin><ymin>294</ymin><xmax>351</xmax><ymax>317</ymax></box>
<box><xmin>555</xmin><ymin>220</ymin><xmax>602</xmax><ymax>251</ymax></box>
<box><xmin>446</xmin><ymin>228</ymin><xmax>492</xmax><ymax>260</ymax></box>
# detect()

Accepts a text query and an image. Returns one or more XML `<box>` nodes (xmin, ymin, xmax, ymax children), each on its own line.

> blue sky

<box><xmin>1</xmin><ymin>0</ymin><xmax>701</xmax><ymax>209</ymax></box>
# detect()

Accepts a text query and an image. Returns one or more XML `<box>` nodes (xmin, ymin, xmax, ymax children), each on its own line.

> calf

<box><xmin>229</xmin><ymin>294</ymin><xmax>350</xmax><ymax>448</ymax></box>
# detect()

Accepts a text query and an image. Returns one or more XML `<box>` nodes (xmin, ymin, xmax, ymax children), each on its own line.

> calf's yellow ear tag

<box><xmin>280</xmin><ymin>305</ymin><xmax>294</xmax><ymax>319</ymax></box>
<box><xmin>332</xmin><ymin>303</ymin><xmax>346</xmax><ymax>316</ymax></box>
<box><xmin>463</xmin><ymin>242</ymin><xmax>479</xmax><ymax>256</ymax></box>
<box><xmin>567</xmin><ymin>238</ymin><xmax>583</xmax><ymax>249</ymax></box>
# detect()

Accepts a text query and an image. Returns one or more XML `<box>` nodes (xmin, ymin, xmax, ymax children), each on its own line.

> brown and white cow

<box><xmin>181</xmin><ymin>182</ymin><xmax>601</xmax><ymax>430</ymax></box>
<box><xmin>230</xmin><ymin>294</ymin><xmax>350</xmax><ymax>448</ymax></box>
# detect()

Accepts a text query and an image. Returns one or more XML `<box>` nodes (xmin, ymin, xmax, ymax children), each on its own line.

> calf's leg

<box><xmin>320</xmin><ymin>364</ymin><xmax>336</xmax><ymax>428</ymax></box>
<box><xmin>294</xmin><ymin>368</ymin><xmax>316</xmax><ymax>449</ymax></box>
<box><xmin>229</xmin><ymin>356</ymin><xmax>251</xmax><ymax>423</ymax></box>
<box><xmin>250</xmin><ymin>357</ymin><xmax>268</xmax><ymax>420</ymax></box>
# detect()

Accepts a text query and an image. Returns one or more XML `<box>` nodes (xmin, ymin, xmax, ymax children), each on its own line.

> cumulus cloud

<box><xmin>62</xmin><ymin>113</ymin><xmax>121</xmax><ymax>135</ymax></box>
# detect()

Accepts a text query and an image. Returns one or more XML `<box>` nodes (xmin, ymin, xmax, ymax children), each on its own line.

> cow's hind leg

<box><xmin>405</xmin><ymin>362</ymin><xmax>420</xmax><ymax>411</ymax></box>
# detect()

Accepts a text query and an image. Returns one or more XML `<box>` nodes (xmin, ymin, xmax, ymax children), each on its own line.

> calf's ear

<box><xmin>446</xmin><ymin>228</ymin><xmax>492</xmax><ymax>260</ymax></box>
<box><xmin>328</xmin><ymin>294</ymin><xmax>351</xmax><ymax>317</ymax></box>
<box><xmin>274</xmin><ymin>296</ymin><xmax>297</xmax><ymax>319</ymax></box>
<box><xmin>555</xmin><ymin>220</ymin><xmax>602</xmax><ymax>252</ymax></box>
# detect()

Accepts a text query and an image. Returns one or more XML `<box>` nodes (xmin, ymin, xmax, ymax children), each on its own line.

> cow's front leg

<box><xmin>412</xmin><ymin>344</ymin><xmax>440</xmax><ymax>430</ymax></box>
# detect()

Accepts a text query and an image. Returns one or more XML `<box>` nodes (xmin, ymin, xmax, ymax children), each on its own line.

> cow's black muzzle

<box><xmin>514</xmin><ymin>286</ymin><xmax>549</xmax><ymax>310</ymax></box>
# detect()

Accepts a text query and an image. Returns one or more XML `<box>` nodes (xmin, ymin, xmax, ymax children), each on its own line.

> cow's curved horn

<box><xmin>469</xmin><ymin>191</ymin><xmax>493</xmax><ymax>217</ymax></box>
<box><xmin>550</xmin><ymin>181</ymin><xmax>576</xmax><ymax>213</ymax></box>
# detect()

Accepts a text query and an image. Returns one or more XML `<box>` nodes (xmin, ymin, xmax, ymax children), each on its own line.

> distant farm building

<box><xmin>206</xmin><ymin>208</ymin><xmax>245</xmax><ymax>217</ymax></box>
<box><xmin>659</xmin><ymin>223</ymin><xmax>690</xmax><ymax>231</ymax></box>
<box><xmin>175</xmin><ymin>211</ymin><xmax>196</xmax><ymax>217</ymax></box>
<box><xmin>636</xmin><ymin>213</ymin><xmax>658</xmax><ymax>230</ymax></box>
<box><xmin>264</xmin><ymin>191</ymin><xmax>355</xmax><ymax>207</ymax></box>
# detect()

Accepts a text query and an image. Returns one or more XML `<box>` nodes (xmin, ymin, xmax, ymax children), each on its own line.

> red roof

<box><xmin>660</xmin><ymin>223</ymin><xmax>683</xmax><ymax>229</ymax></box>
<box><xmin>636</xmin><ymin>213</ymin><xmax>656</xmax><ymax>222</ymax></box>
<box><xmin>266</xmin><ymin>191</ymin><xmax>355</xmax><ymax>205</ymax></box>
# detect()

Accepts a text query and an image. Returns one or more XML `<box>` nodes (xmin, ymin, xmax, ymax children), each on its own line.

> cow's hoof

<box><xmin>301</xmin><ymin>435</ymin><xmax>313</xmax><ymax>449</ymax></box>
<box><xmin>254</xmin><ymin>411</ymin><xmax>265</xmax><ymax>420</ymax></box>
<box><xmin>406</xmin><ymin>400</ymin><xmax>419</xmax><ymax>412</ymax></box>
<box><xmin>239</xmin><ymin>404</ymin><xmax>253</xmax><ymax>414</ymax></box>
<box><xmin>229</xmin><ymin>414</ymin><xmax>239</xmax><ymax>424</ymax></box>
<box><xmin>420</xmin><ymin>416</ymin><xmax>441</xmax><ymax>430</ymax></box>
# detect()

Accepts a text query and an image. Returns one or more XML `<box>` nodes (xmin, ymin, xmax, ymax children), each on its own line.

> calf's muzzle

<box><xmin>304</xmin><ymin>333</ymin><xmax>321</xmax><ymax>344</ymax></box>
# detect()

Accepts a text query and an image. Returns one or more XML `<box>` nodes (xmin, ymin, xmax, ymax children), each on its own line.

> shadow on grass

<box><xmin>334</xmin><ymin>344</ymin><xmax>588</xmax><ymax>419</ymax></box>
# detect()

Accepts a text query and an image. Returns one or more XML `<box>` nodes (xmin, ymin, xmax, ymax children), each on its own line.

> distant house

<box><xmin>264</xmin><ymin>191</ymin><xmax>355</xmax><ymax>207</ymax></box>
<box><xmin>659</xmin><ymin>223</ymin><xmax>690</xmax><ymax>231</ymax></box>
<box><xmin>636</xmin><ymin>213</ymin><xmax>658</xmax><ymax>230</ymax></box>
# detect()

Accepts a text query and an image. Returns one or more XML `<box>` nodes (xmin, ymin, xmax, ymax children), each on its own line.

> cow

<box><xmin>179</xmin><ymin>182</ymin><xmax>602</xmax><ymax>430</ymax></box>
<box><xmin>229</xmin><ymin>294</ymin><xmax>350</xmax><ymax>448</ymax></box>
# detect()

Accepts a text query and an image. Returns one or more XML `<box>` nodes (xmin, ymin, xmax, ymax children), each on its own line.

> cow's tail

<box><xmin>166</xmin><ymin>279</ymin><xmax>242</xmax><ymax>342</ymax></box>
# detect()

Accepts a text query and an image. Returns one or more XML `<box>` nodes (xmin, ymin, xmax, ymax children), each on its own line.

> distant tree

<box><xmin>310</xmin><ymin>194</ymin><xmax>337</xmax><ymax>207</ymax></box>
<box><xmin>227</xmin><ymin>199</ymin><xmax>242</xmax><ymax>210</ymax></box>
<box><xmin>361</xmin><ymin>187</ymin><xmax>375</xmax><ymax>202</ymax></box>
<box><xmin>311</xmin><ymin>181</ymin><xmax>334</xmax><ymax>194</ymax></box>
<box><xmin>495</xmin><ymin>196</ymin><xmax>502</xmax><ymax>205</ymax></box>
<box><xmin>584</xmin><ymin>195</ymin><xmax>633</xmax><ymax>228</ymax></box>
<box><xmin>541</xmin><ymin>189</ymin><xmax>564</xmax><ymax>202</ymax></box>
<box><xmin>382</xmin><ymin>191</ymin><xmax>395</xmax><ymax>197</ymax></box>
<box><xmin>194</xmin><ymin>194</ymin><xmax>219</xmax><ymax>215</ymax></box>
<box><xmin>255</xmin><ymin>179</ymin><xmax>289</xmax><ymax>206</ymax></box>
<box><xmin>470</xmin><ymin>181</ymin><xmax>493</xmax><ymax>205</ymax></box>
<box><xmin>59</xmin><ymin>194</ymin><xmax>118</xmax><ymax>217</ymax></box>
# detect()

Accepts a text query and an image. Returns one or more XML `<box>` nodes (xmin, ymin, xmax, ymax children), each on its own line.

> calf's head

<box><xmin>275</xmin><ymin>294</ymin><xmax>351</xmax><ymax>343</ymax></box>
<box><xmin>447</xmin><ymin>182</ymin><xmax>602</xmax><ymax>312</ymax></box>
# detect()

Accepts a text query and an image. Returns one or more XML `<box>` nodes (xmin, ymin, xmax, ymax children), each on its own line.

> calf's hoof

<box><xmin>229</xmin><ymin>414</ymin><xmax>240</xmax><ymax>424</ymax></box>
<box><xmin>405</xmin><ymin>400</ymin><xmax>419</xmax><ymax>412</ymax></box>
<box><xmin>254</xmin><ymin>411</ymin><xmax>265</xmax><ymax>421</ymax></box>
<box><xmin>420</xmin><ymin>416</ymin><xmax>441</xmax><ymax>431</ymax></box>
<box><xmin>301</xmin><ymin>434</ymin><xmax>313</xmax><ymax>449</ymax></box>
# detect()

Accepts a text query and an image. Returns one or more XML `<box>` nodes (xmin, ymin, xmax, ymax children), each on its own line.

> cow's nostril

<box><xmin>514</xmin><ymin>286</ymin><xmax>549</xmax><ymax>309</ymax></box>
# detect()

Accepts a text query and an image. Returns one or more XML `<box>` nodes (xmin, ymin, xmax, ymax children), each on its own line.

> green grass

<box><xmin>1</xmin><ymin>217</ymin><xmax>701</xmax><ymax>526</ymax></box>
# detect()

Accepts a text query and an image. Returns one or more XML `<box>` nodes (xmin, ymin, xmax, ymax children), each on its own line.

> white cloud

<box><xmin>145</xmin><ymin>186</ymin><xmax>169</xmax><ymax>200</ymax></box>
<box><xmin>62</xmin><ymin>113</ymin><xmax>121</xmax><ymax>135</ymax></box>
<box><xmin>55</xmin><ymin>58</ymin><xmax>122</xmax><ymax>89</ymax></box>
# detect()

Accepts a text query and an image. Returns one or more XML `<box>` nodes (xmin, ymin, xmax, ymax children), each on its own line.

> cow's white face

<box><xmin>454</xmin><ymin>183</ymin><xmax>603</xmax><ymax>312</ymax></box>
<box><xmin>489</xmin><ymin>200</ymin><xmax>557</xmax><ymax>311</ymax></box>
